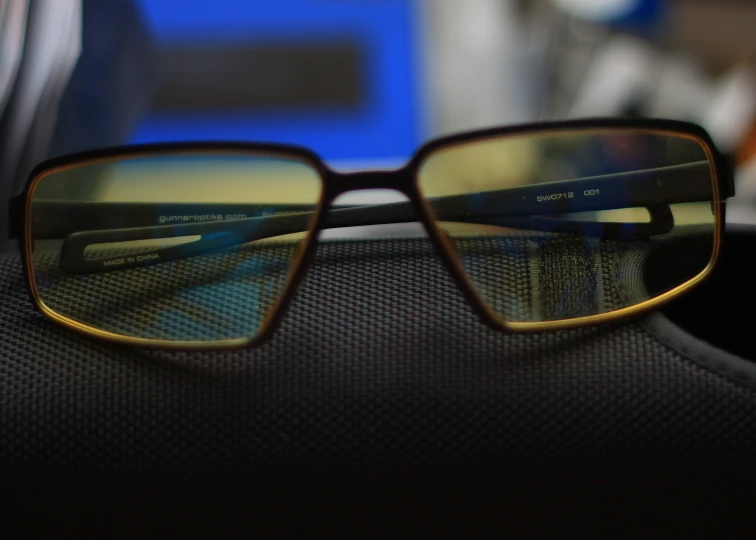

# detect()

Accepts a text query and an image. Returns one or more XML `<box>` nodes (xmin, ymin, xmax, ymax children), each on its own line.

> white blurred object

<box><xmin>568</xmin><ymin>36</ymin><xmax>652</xmax><ymax>118</ymax></box>
<box><xmin>0</xmin><ymin>0</ymin><xmax>30</xmax><ymax>114</ymax></box>
<box><xmin>551</xmin><ymin>0</ymin><xmax>639</xmax><ymax>22</ymax></box>
<box><xmin>700</xmin><ymin>66</ymin><xmax>756</xmax><ymax>154</ymax></box>
<box><xmin>419</xmin><ymin>0</ymin><xmax>545</xmax><ymax>136</ymax></box>
<box><xmin>0</xmin><ymin>0</ymin><xmax>82</xmax><ymax>189</ymax></box>
<box><xmin>14</xmin><ymin>0</ymin><xmax>82</xmax><ymax>190</ymax></box>
<box><xmin>567</xmin><ymin>34</ymin><xmax>756</xmax><ymax>154</ymax></box>
<box><xmin>646</xmin><ymin>55</ymin><xmax>712</xmax><ymax>120</ymax></box>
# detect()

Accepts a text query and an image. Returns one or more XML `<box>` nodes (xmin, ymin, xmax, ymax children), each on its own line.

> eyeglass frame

<box><xmin>7</xmin><ymin>117</ymin><xmax>734</xmax><ymax>350</ymax></box>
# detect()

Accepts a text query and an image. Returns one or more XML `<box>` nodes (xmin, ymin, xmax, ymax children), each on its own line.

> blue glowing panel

<box><xmin>132</xmin><ymin>0</ymin><xmax>422</xmax><ymax>164</ymax></box>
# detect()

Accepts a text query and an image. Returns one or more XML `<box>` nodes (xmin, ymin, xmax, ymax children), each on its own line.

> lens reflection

<box><xmin>417</xmin><ymin>129</ymin><xmax>716</xmax><ymax>323</ymax></box>
<box><xmin>29</xmin><ymin>152</ymin><xmax>323</xmax><ymax>344</ymax></box>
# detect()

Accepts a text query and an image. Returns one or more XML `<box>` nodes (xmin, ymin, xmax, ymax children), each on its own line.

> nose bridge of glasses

<box><xmin>328</xmin><ymin>168</ymin><xmax>413</xmax><ymax>197</ymax></box>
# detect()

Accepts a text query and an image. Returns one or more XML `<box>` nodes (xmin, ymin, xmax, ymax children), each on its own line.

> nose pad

<box><xmin>319</xmin><ymin>189</ymin><xmax>426</xmax><ymax>241</ymax></box>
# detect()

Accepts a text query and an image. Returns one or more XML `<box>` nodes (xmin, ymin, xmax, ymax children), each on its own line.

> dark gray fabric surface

<box><xmin>30</xmin><ymin>233</ymin><xmax>657</xmax><ymax>342</ymax></box>
<box><xmin>2</xmin><ymin>237</ymin><xmax>756</xmax><ymax>534</ymax></box>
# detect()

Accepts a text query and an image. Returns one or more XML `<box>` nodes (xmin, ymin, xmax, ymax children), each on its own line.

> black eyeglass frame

<box><xmin>7</xmin><ymin>117</ymin><xmax>734</xmax><ymax>350</ymax></box>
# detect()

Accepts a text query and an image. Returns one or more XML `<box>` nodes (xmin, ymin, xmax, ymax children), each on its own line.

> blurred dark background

<box><xmin>1</xmin><ymin>0</ymin><xmax>755</xmax><ymax>246</ymax></box>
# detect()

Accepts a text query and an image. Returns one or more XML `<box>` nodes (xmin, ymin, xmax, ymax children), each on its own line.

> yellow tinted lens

<box><xmin>28</xmin><ymin>151</ymin><xmax>323</xmax><ymax>345</ymax></box>
<box><xmin>417</xmin><ymin>129</ymin><xmax>718</xmax><ymax>325</ymax></box>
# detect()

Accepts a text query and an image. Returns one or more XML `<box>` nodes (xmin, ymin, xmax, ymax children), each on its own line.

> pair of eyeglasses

<box><xmin>7</xmin><ymin>118</ymin><xmax>733</xmax><ymax>349</ymax></box>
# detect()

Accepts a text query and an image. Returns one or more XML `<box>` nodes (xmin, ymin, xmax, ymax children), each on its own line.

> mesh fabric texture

<box><xmin>30</xmin><ymin>232</ymin><xmax>670</xmax><ymax>341</ymax></box>
<box><xmin>2</xmin><ymin>237</ymin><xmax>756</xmax><ymax>533</ymax></box>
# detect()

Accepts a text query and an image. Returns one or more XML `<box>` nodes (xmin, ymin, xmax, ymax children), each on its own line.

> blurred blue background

<box><xmin>2</xmin><ymin>0</ymin><xmax>756</xmax><ymax>224</ymax></box>
<box><xmin>132</xmin><ymin>0</ymin><xmax>423</xmax><ymax>165</ymax></box>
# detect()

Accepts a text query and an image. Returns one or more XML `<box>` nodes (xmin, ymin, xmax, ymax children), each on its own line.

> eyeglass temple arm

<box><xmin>15</xmin><ymin>161</ymin><xmax>713</xmax><ymax>273</ymax></box>
<box><xmin>57</xmin><ymin>205</ymin><xmax>676</xmax><ymax>274</ymax></box>
<box><xmin>60</xmin><ymin>161</ymin><xmax>710</xmax><ymax>274</ymax></box>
